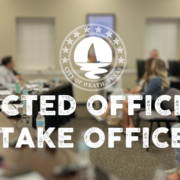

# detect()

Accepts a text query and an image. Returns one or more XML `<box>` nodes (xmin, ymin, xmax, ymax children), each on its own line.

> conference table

<box><xmin>0</xmin><ymin>81</ymin><xmax>75</xmax><ymax>129</ymax></box>
<box><xmin>32</xmin><ymin>81</ymin><xmax>75</xmax><ymax>130</ymax></box>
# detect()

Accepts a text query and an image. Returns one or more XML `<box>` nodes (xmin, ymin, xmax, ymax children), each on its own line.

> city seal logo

<box><xmin>59</xmin><ymin>24</ymin><xmax>127</xmax><ymax>91</ymax></box>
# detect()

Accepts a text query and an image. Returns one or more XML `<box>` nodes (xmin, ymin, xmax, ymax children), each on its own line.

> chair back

<box><xmin>162</xmin><ymin>88</ymin><xmax>180</xmax><ymax>111</ymax></box>
<box><xmin>168</xmin><ymin>60</ymin><xmax>180</xmax><ymax>76</ymax></box>
<box><xmin>160</xmin><ymin>87</ymin><xmax>170</xmax><ymax>96</ymax></box>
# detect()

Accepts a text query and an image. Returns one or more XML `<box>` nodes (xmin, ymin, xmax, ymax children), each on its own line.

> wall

<box><xmin>0</xmin><ymin>0</ymin><xmax>180</xmax><ymax>102</ymax></box>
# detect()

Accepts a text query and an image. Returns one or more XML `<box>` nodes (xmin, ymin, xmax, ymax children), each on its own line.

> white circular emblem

<box><xmin>59</xmin><ymin>24</ymin><xmax>127</xmax><ymax>91</ymax></box>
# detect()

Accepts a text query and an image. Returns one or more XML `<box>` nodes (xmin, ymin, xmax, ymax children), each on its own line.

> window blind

<box><xmin>17</xmin><ymin>18</ymin><xmax>55</xmax><ymax>70</ymax></box>
<box><xmin>145</xmin><ymin>19</ymin><xmax>178</xmax><ymax>64</ymax></box>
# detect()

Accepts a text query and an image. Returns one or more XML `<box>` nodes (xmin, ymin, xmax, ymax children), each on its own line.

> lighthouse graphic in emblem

<box><xmin>74</xmin><ymin>37</ymin><xmax>112</xmax><ymax>79</ymax></box>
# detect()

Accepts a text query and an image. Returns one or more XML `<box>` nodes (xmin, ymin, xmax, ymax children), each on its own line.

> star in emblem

<box><xmin>117</xmin><ymin>47</ymin><xmax>123</xmax><ymax>53</ymax></box>
<box><xmin>62</xmin><ymin>57</ymin><xmax>68</xmax><ymax>63</ymax></box>
<box><xmin>66</xmin><ymin>38</ymin><xmax>73</xmax><ymax>45</ymax></box>
<box><xmin>113</xmin><ymin>38</ymin><xmax>119</xmax><ymax>45</ymax></box>
<box><xmin>62</xmin><ymin>47</ymin><xmax>69</xmax><ymax>53</ymax></box>
<box><xmin>118</xmin><ymin>57</ymin><xmax>124</xmax><ymax>63</ymax></box>
<box><xmin>106</xmin><ymin>31</ymin><xmax>113</xmax><ymax>38</ymax></box>
<box><xmin>73</xmin><ymin>31</ymin><xmax>80</xmax><ymax>37</ymax></box>
<box><xmin>95</xmin><ymin>26</ymin><xmax>102</xmax><ymax>33</ymax></box>
<box><xmin>84</xmin><ymin>26</ymin><xmax>90</xmax><ymax>33</ymax></box>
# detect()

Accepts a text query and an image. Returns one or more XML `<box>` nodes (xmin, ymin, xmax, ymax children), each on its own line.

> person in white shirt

<box><xmin>0</xmin><ymin>56</ymin><xmax>23</xmax><ymax>89</ymax></box>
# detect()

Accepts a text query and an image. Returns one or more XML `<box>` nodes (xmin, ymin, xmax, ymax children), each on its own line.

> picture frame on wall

<box><xmin>86</xmin><ymin>14</ymin><xmax>115</xmax><ymax>38</ymax></box>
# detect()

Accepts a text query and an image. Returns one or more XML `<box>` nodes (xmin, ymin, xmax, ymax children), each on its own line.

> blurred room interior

<box><xmin>0</xmin><ymin>0</ymin><xmax>180</xmax><ymax>180</ymax></box>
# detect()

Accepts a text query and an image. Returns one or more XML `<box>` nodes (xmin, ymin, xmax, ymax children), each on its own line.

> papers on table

<box><xmin>33</xmin><ymin>88</ymin><xmax>49</xmax><ymax>92</ymax></box>
<box><xmin>24</xmin><ymin>84</ymin><xmax>39</xmax><ymax>89</ymax></box>
<box><xmin>28</xmin><ymin>79</ymin><xmax>48</xmax><ymax>84</ymax></box>
<box><xmin>0</xmin><ymin>90</ymin><xmax>12</xmax><ymax>95</ymax></box>
<box><xmin>1</xmin><ymin>171</ymin><xmax>45</xmax><ymax>180</ymax></box>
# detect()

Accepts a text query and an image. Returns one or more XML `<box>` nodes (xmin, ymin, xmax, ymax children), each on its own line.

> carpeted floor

<box><xmin>52</xmin><ymin>105</ymin><xmax>176</xmax><ymax>180</ymax></box>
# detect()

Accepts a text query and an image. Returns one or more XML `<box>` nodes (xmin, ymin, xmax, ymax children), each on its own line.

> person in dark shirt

<box><xmin>122</xmin><ymin>59</ymin><xmax>169</xmax><ymax>133</ymax></box>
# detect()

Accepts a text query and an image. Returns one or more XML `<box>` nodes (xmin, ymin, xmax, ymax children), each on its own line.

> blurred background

<box><xmin>1</xmin><ymin>1</ymin><xmax>180</xmax><ymax>180</ymax></box>
<box><xmin>1</xmin><ymin>0</ymin><xmax>180</xmax><ymax>103</ymax></box>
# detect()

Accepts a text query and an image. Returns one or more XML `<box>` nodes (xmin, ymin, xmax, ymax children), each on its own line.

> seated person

<box><xmin>122</xmin><ymin>59</ymin><xmax>169</xmax><ymax>132</ymax></box>
<box><xmin>0</xmin><ymin>56</ymin><xmax>23</xmax><ymax>88</ymax></box>
<box><xmin>137</xmin><ymin>49</ymin><xmax>159</xmax><ymax>81</ymax></box>
<box><xmin>124</xmin><ymin>57</ymin><xmax>154</xmax><ymax>94</ymax></box>
<box><xmin>101</xmin><ymin>56</ymin><xmax>154</xmax><ymax>124</ymax></box>
<box><xmin>149</xmin><ymin>49</ymin><xmax>159</xmax><ymax>60</ymax></box>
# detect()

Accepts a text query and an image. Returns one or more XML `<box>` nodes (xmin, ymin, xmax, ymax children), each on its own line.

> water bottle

<box><xmin>14</xmin><ymin>81</ymin><xmax>21</xmax><ymax>100</ymax></box>
<box><xmin>14</xmin><ymin>82</ymin><xmax>21</xmax><ymax>94</ymax></box>
<box><xmin>36</xmin><ymin>112</ymin><xmax>45</xmax><ymax>132</ymax></box>
<box><xmin>38</xmin><ymin>82</ymin><xmax>43</xmax><ymax>92</ymax></box>
<box><xmin>22</xmin><ymin>90</ymin><xmax>28</xmax><ymax>115</ymax></box>
<box><xmin>78</xmin><ymin>131</ymin><xmax>90</xmax><ymax>167</ymax></box>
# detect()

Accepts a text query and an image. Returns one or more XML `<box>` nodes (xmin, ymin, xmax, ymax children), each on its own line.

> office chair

<box><xmin>139</xmin><ymin>88</ymin><xmax>180</xmax><ymax>151</ymax></box>
<box><xmin>168</xmin><ymin>60</ymin><xmax>180</xmax><ymax>77</ymax></box>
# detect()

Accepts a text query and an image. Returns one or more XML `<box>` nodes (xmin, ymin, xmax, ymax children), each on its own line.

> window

<box><xmin>145</xmin><ymin>19</ymin><xmax>178</xmax><ymax>63</ymax></box>
<box><xmin>17</xmin><ymin>18</ymin><xmax>55</xmax><ymax>70</ymax></box>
